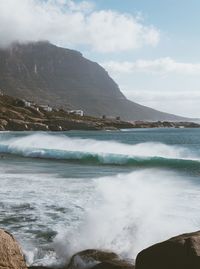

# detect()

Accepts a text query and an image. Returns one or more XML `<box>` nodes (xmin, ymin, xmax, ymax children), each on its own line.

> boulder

<box><xmin>92</xmin><ymin>259</ymin><xmax>134</xmax><ymax>269</ymax></box>
<box><xmin>29</xmin><ymin>265</ymin><xmax>65</xmax><ymax>269</ymax></box>
<box><xmin>135</xmin><ymin>230</ymin><xmax>200</xmax><ymax>269</ymax></box>
<box><xmin>0</xmin><ymin>229</ymin><xmax>27</xmax><ymax>269</ymax></box>
<box><xmin>67</xmin><ymin>249</ymin><xmax>134</xmax><ymax>269</ymax></box>
<box><xmin>29</xmin><ymin>267</ymin><xmax>54</xmax><ymax>269</ymax></box>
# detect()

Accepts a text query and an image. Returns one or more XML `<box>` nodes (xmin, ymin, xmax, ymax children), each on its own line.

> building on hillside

<box><xmin>68</xmin><ymin>110</ymin><xmax>84</xmax><ymax>116</ymax></box>
<box><xmin>40</xmin><ymin>105</ymin><xmax>53</xmax><ymax>112</ymax></box>
<box><xmin>23</xmin><ymin>100</ymin><xmax>32</xmax><ymax>107</ymax></box>
<box><xmin>16</xmin><ymin>99</ymin><xmax>35</xmax><ymax>108</ymax></box>
<box><xmin>16</xmin><ymin>99</ymin><xmax>41</xmax><ymax>112</ymax></box>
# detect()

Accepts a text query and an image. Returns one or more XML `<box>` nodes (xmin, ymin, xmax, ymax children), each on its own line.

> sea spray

<box><xmin>0</xmin><ymin>133</ymin><xmax>199</xmax><ymax>168</ymax></box>
<box><xmin>1</xmin><ymin>130</ymin><xmax>200</xmax><ymax>266</ymax></box>
<box><xmin>53</xmin><ymin>170</ymin><xmax>200</xmax><ymax>261</ymax></box>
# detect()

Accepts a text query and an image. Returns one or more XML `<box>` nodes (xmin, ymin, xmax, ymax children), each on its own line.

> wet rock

<box><xmin>0</xmin><ymin>229</ymin><xmax>27</xmax><ymax>269</ymax></box>
<box><xmin>135</xmin><ymin>230</ymin><xmax>200</xmax><ymax>269</ymax></box>
<box><xmin>67</xmin><ymin>249</ymin><xmax>134</xmax><ymax>269</ymax></box>
<box><xmin>29</xmin><ymin>266</ymin><xmax>55</xmax><ymax>269</ymax></box>
<box><xmin>29</xmin><ymin>264</ymin><xmax>65</xmax><ymax>269</ymax></box>
<box><xmin>92</xmin><ymin>259</ymin><xmax>134</xmax><ymax>269</ymax></box>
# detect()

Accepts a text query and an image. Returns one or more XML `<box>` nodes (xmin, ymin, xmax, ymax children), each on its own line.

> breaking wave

<box><xmin>0</xmin><ymin>133</ymin><xmax>199</xmax><ymax>168</ymax></box>
<box><xmin>1</xmin><ymin>132</ymin><xmax>200</xmax><ymax>265</ymax></box>
<box><xmin>52</xmin><ymin>169</ymin><xmax>200</xmax><ymax>262</ymax></box>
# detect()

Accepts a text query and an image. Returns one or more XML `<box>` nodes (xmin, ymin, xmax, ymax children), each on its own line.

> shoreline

<box><xmin>1</xmin><ymin>94</ymin><xmax>200</xmax><ymax>132</ymax></box>
<box><xmin>1</xmin><ymin>228</ymin><xmax>200</xmax><ymax>269</ymax></box>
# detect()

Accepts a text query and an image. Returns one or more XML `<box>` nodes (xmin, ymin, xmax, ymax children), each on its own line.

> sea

<box><xmin>0</xmin><ymin>128</ymin><xmax>200</xmax><ymax>266</ymax></box>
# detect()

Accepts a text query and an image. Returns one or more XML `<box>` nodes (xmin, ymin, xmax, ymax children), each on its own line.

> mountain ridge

<box><xmin>0</xmin><ymin>41</ymin><xmax>188</xmax><ymax>121</ymax></box>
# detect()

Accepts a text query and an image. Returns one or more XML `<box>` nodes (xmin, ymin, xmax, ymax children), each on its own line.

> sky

<box><xmin>1</xmin><ymin>0</ymin><xmax>200</xmax><ymax>117</ymax></box>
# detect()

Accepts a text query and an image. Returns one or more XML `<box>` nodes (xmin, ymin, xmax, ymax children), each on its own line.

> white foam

<box><xmin>1</xmin><ymin>133</ymin><xmax>200</xmax><ymax>264</ymax></box>
<box><xmin>53</xmin><ymin>169</ymin><xmax>200</xmax><ymax>260</ymax></box>
<box><xmin>0</xmin><ymin>133</ymin><xmax>197</xmax><ymax>160</ymax></box>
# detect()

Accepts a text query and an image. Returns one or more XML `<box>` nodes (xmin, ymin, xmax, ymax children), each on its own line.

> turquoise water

<box><xmin>0</xmin><ymin>129</ymin><xmax>200</xmax><ymax>265</ymax></box>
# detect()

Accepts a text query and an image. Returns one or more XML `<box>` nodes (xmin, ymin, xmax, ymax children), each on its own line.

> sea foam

<box><xmin>52</xmin><ymin>169</ymin><xmax>200</xmax><ymax>261</ymax></box>
<box><xmin>0</xmin><ymin>133</ymin><xmax>198</xmax><ymax>166</ymax></box>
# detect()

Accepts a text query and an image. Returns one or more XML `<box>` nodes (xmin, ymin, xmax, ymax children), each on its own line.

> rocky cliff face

<box><xmin>0</xmin><ymin>41</ymin><xmax>186</xmax><ymax>121</ymax></box>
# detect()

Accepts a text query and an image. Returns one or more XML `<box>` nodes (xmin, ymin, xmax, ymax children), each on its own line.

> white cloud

<box><xmin>101</xmin><ymin>58</ymin><xmax>200</xmax><ymax>117</ymax></box>
<box><xmin>66</xmin><ymin>0</ymin><xmax>94</xmax><ymax>13</ymax></box>
<box><xmin>124</xmin><ymin>90</ymin><xmax>200</xmax><ymax>118</ymax></box>
<box><xmin>124</xmin><ymin>90</ymin><xmax>200</xmax><ymax>103</ymax></box>
<box><xmin>102</xmin><ymin>58</ymin><xmax>200</xmax><ymax>75</ymax></box>
<box><xmin>84</xmin><ymin>11</ymin><xmax>160</xmax><ymax>52</ymax></box>
<box><xmin>0</xmin><ymin>0</ymin><xmax>160</xmax><ymax>52</ymax></box>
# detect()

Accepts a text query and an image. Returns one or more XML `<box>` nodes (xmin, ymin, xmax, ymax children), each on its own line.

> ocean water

<box><xmin>0</xmin><ymin>129</ymin><xmax>200</xmax><ymax>266</ymax></box>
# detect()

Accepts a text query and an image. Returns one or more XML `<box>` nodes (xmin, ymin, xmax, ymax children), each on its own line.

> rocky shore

<box><xmin>0</xmin><ymin>95</ymin><xmax>200</xmax><ymax>131</ymax></box>
<box><xmin>1</xmin><ymin>228</ymin><xmax>200</xmax><ymax>269</ymax></box>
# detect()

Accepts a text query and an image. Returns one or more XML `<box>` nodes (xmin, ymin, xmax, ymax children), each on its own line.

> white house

<box><xmin>40</xmin><ymin>105</ymin><xmax>53</xmax><ymax>112</ymax></box>
<box><xmin>68</xmin><ymin>110</ymin><xmax>84</xmax><ymax>116</ymax></box>
<box><xmin>22</xmin><ymin>100</ymin><xmax>33</xmax><ymax>107</ymax></box>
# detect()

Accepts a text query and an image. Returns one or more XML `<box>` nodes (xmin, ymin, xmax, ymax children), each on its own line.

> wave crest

<box><xmin>0</xmin><ymin>133</ymin><xmax>199</xmax><ymax>166</ymax></box>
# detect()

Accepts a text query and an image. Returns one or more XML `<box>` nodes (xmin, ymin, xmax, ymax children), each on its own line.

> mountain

<box><xmin>0</xmin><ymin>41</ymin><xmax>186</xmax><ymax>121</ymax></box>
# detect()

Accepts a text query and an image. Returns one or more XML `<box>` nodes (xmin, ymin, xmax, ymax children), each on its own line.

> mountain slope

<box><xmin>0</xmin><ymin>41</ymin><xmax>186</xmax><ymax>121</ymax></box>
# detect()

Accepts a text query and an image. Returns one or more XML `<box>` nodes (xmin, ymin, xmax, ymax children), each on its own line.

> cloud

<box><xmin>66</xmin><ymin>0</ymin><xmax>94</xmax><ymax>12</ymax></box>
<box><xmin>100</xmin><ymin>58</ymin><xmax>200</xmax><ymax>117</ymax></box>
<box><xmin>102</xmin><ymin>58</ymin><xmax>200</xmax><ymax>75</ymax></box>
<box><xmin>124</xmin><ymin>90</ymin><xmax>200</xmax><ymax>118</ymax></box>
<box><xmin>0</xmin><ymin>0</ymin><xmax>160</xmax><ymax>52</ymax></box>
<box><xmin>124</xmin><ymin>90</ymin><xmax>200</xmax><ymax>102</ymax></box>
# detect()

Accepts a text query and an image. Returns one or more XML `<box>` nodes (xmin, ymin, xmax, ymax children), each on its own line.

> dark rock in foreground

<box><xmin>2</xmin><ymin>227</ymin><xmax>200</xmax><ymax>269</ymax></box>
<box><xmin>66</xmin><ymin>249</ymin><xmax>134</xmax><ymax>269</ymax></box>
<box><xmin>0</xmin><ymin>228</ymin><xmax>27</xmax><ymax>269</ymax></box>
<box><xmin>92</xmin><ymin>259</ymin><xmax>134</xmax><ymax>269</ymax></box>
<box><xmin>135</xmin><ymin>230</ymin><xmax>200</xmax><ymax>269</ymax></box>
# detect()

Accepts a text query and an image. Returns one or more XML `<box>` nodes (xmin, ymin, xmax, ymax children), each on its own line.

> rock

<box><xmin>67</xmin><ymin>249</ymin><xmax>134</xmax><ymax>269</ymax></box>
<box><xmin>48</xmin><ymin>124</ymin><xmax>63</xmax><ymax>131</ymax></box>
<box><xmin>28</xmin><ymin>266</ymin><xmax>52</xmax><ymax>269</ymax></box>
<box><xmin>0</xmin><ymin>119</ymin><xmax>8</xmax><ymax>128</ymax></box>
<box><xmin>0</xmin><ymin>229</ymin><xmax>27</xmax><ymax>269</ymax></box>
<box><xmin>135</xmin><ymin>230</ymin><xmax>200</xmax><ymax>269</ymax></box>
<box><xmin>7</xmin><ymin>119</ymin><xmax>29</xmax><ymax>131</ymax></box>
<box><xmin>0</xmin><ymin>124</ymin><xmax>5</xmax><ymax>131</ymax></box>
<box><xmin>29</xmin><ymin>267</ymin><xmax>55</xmax><ymax>269</ymax></box>
<box><xmin>52</xmin><ymin>119</ymin><xmax>102</xmax><ymax>131</ymax></box>
<box><xmin>3</xmin><ymin>109</ymin><xmax>25</xmax><ymax>120</ymax></box>
<box><xmin>67</xmin><ymin>249</ymin><xmax>118</xmax><ymax>269</ymax></box>
<box><xmin>27</xmin><ymin>122</ymin><xmax>49</xmax><ymax>131</ymax></box>
<box><xmin>92</xmin><ymin>259</ymin><xmax>134</xmax><ymax>269</ymax></box>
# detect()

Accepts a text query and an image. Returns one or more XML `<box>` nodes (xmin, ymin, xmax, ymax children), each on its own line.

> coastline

<box><xmin>1</xmin><ymin>228</ymin><xmax>200</xmax><ymax>269</ymax></box>
<box><xmin>0</xmin><ymin>95</ymin><xmax>200</xmax><ymax>132</ymax></box>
